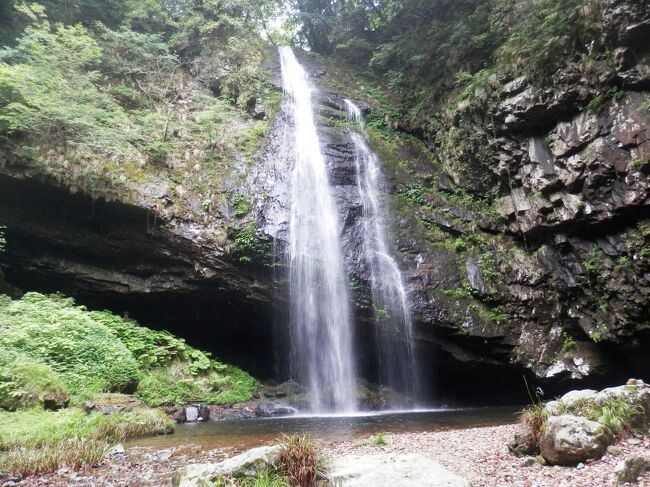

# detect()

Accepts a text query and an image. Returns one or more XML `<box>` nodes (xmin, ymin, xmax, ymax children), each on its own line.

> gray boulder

<box><xmin>255</xmin><ymin>401</ymin><xmax>297</xmax><ymax>417</ymax></box>
<box><xmin>540</xmin><ymin>415</ymin><xmax>614</xmax><ymax>465</ymax></box>
<box><xmin>614</xmin><ymin>455</ymin><xmax>650</xmax><ymax>484</ymax></box>
<box><xmin>327</xmin><ymin>453</ymin><xmax>470</xmax><ymax>487</ymax></box>
<box><xmin>172</xmin><ymin>445</ymin><xmax>281</xmax><ymax>487</ymax></box>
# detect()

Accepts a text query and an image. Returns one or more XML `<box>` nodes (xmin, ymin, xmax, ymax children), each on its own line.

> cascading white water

<box><xmin>345</xmin><ymin>99</ymin><xmax>419</xmax><ymax>400</ymax></box>
<box><xmin>279</xmin><ymin>46</ymin><xmax>357</xmax><ymax>412</ymax></box>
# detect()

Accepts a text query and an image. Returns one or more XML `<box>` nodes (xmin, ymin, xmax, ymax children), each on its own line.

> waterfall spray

<box><xmin>279</xmin><ymin>47</ymin><xmax>357</xmax><ymax>412</ymax></box>
<box><xmin>345</xmin><ymin>99</ymin><xmax>419</xmax><ymax>400</ymax></box>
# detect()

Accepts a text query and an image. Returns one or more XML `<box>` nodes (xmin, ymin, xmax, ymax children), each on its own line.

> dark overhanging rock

<box><xmin>0</xmin><ymin>173</ymin><xmax>278</xmax><ymax>378</ymax></box>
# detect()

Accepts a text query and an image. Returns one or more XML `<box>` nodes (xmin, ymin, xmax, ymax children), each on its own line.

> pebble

<box><xmin>326</xmin><ymin>425</ymin><xmax>650</xmax><ymax>487</ymax></box>
<box><xmin>607</xmin><ymin>445</ymin><xmax>623</xmax><ymax>455</ymax></box>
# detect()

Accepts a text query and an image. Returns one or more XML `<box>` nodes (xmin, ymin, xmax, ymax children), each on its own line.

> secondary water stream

<box><xmin>345</xmin><ymin>100</ymin><xmax>420</xmax><ymax>400</ymax></box>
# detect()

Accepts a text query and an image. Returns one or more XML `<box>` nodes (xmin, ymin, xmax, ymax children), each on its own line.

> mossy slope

<box><xmin>0</xmin><ymin>292</ymin><xmax>258</xmax><ymax>408</ymax></box>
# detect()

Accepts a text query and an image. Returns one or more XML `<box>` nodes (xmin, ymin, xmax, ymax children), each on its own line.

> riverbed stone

<box><xmin>254</xmin><ymin>401</ymin><xmax>297</xmax><ymax>417</ymax></box>
<box><xmin>540</xmin><ymin>415</ymin><xmax>613</xmax><ymax>465</ymax></box>
<box><xmin>614</xmin><ymin>455</ymin><xmax>650</xmax><ymax>484</ymax></box>
<box><xmin>327</xmin><ymin>453</ymin><xmax>470</xmax><ymax>487</ymax></box>
<box><xmin>172</xmin><ymin>445</ymin><xmax>281</xmax><ymax>487</ymax></box>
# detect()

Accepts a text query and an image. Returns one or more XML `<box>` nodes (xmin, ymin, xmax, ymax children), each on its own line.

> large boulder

<box><xmin>254</xmin><ymin>401</ymin><xmax>296</xmax><ymax>417</ymax></box>
<box><xmin>172</xmin><ymin>445</ymin><xmax>281</xmax><ymax>487</ymax></box>
<box><xmin>540</xmin><ymin>415</ymin><xmax>614</xmax><ymax>465</ymax></box>
<box><xmin>327</xmin><ymin>453</ymin><xmax>469</xmax><ymax>487</ymax></box>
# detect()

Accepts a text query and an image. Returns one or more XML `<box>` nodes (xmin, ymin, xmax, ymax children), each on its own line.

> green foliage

<box><xmin>582</xmin><ymin>247</ymin><xmax>603</xmax><ymax>275</ymax></box>
<box><xmin>355</xmin><ymin>432</ymin><xmax>387</xmax><ymax>447</ymax></box>
<box><xmin>589</xmin><ymin>331</ymin><xmax>604</xmax><ymax>343</ymax></box>
<box><xmin>232</xmin><ymin>194</ymin><xmax>252</xmax><ymax>218</ymax></box>
<box><xmin>0</xmin><ymin>293</ymin><xmax>257</xmax><ymax>407</ymax></box>
<box><xmin>561</xmin><ymin>336</ymin><xmax>577</xmax><ymax>353</ymax></box>
<box><xmin>0</xmin><ymin>349</ymin><xmax>70</xmax><ymax>411</ymax></box>
<box><xmin>494</xmin><ymin>0</ymin><xmax>594</xmax><ymax>79</ymax></box>
<box><xmin>0</xmin><ymin>6</ymin><xmax>132</xmax><ymax>154</ymax></box>
<box><xmin>441</xmin><ymin>281</ymin><xmax>474</xmax><ymax>299</ymax></box>
<box><xmin>240</xmin><ymin>470</ymin><xmax>291</xmax><ymax>487</ymax></box>
<box><xmin>0</xmin><ymin>293</ymin><xmax>140</xmax><ymax>398</ymax></box>
<box><xmin>88</xmin><ymin>309</ymin><xmax>211</xmax><ymax>373</ymax></box>
<box><xmin>559</xmin><ymin>396</ymin><xmax>645</xmax><ymax>437</ymax></box>
<box><xmin>374</xmin><ymin>307</ymin><xmax>390</xmax><ymax>322</ymax></box>
<box><xmin>583</xmin><ymin>87</ymin><xmax>625</xmax><ymax>113</ymax></box>
<box><xmin>402</xmin><ymin>183</ymin><xmax>424</xmax><ymax>204</ymax></box>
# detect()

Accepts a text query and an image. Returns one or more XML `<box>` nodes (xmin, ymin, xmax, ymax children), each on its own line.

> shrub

<box><xmin>0</xmin><ymin>293</ymin><xmax>258</xmax><ymax>407</ymax></box>
<box><xmin>0</xmin><ymin>349</ymin><xmax>70</xmax><ymax>411</ymax></box>
<box><xmin>0</xmin><ymin>293</ymin><xmax>140</xmax><ymax>398</ymax></box>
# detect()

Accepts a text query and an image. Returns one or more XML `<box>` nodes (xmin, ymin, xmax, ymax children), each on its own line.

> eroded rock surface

<box><xmin>327</xmin><ymin>453</ymin><xmax>470</xmax><ymax>487</ymax></box>
<box><xmin>172</xmin><ymin>445</ymin><xmax>281</xmax><ymax>487</ymax></box>
<box><xmin>540</xmin><ymin>415</ymin><xmax>614</xmax><ymax>465</ymax></box>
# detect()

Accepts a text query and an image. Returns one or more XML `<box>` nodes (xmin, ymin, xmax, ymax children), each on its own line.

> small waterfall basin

<box><xmin>127</xmin><ymin>406</ymin><xmax>520</xmax><ymax>452</ymax></box>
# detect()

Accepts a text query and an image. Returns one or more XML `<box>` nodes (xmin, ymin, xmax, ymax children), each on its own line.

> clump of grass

<box><xmin>0</xmin><ymin>439</ymin><xmax>107</xmax><ymax>476</ymax></box>
<box><xmin>240</xmin><ymin>469</ymin><xmax>291</xmax><ymax>487</ymax></box>
<box><xmin>0</xmin><ymin>407</ymin><xmax>173</xmax><ymax>476</ymax></box>
<box><xmin>274</xmin><ymin>434</ymin><xmax>326</xmax><ymax>487</ymax></box>
<box><xmin>564</xmin><ymin>396</ymin><xmax>645</xmax><ymax>438</ymax></box>
<box><xmin>355</xmin><ymin>432</ymin><xmax>387</xmax><ymax>447</ymax></box>
<box><xmin>518</xmin><ymin>403</ymin><xmax>549</xmax><ymax>452</ymax></box>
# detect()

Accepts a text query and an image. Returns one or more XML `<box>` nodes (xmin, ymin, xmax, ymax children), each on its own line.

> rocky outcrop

<box><xmin>172</xmin><ymin>445</ymin><xmax>281</xmax><ymax>487</ymax></box>
<box><xmin>375</xmin><ymin>0</ymin><xmax>650</xmax><ymax>401</ymax></box>
<box><xmin>546</xmin><ymin>379</ymin><xmax>650</xmax><ymax>426</ymax></box>
<box><xmin>539</xmin><ymin>415</ymin><xmax>613</xmax><ymax>465</ymax></box>
<box><xmin>327</xmin><ymin>453</ymin><xmax>470</xmax><ymax>487</ymax></box>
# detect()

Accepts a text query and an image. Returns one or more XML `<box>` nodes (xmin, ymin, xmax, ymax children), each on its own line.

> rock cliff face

<box><xmin>384</xmin><ymin>0</ymin><xmax>650</xmax><ymax>401</ymax></box>
<box><xmin>0</xmin><ymin>0</ymin><xmax>648</xmax><ymax>404</ymax></box>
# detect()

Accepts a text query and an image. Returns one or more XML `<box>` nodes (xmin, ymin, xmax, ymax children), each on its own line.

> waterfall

<box><xmin>279</xmin><ymin>46</ymin><xmax>357</xmax><ymax>412</ymax></box>
<box><xmin>344</xmin><ymin>99</ymin><xmax>419</xmax><ymax>400</ymax></box>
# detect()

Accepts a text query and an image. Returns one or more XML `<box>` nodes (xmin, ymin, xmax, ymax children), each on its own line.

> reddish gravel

<box><xmin>326</xmin><ymin>424</ymin><xmax>650</xmax><ymax>486</ymax></box>
<box><xmin>12</xmin><ymin>424</ymin><xmax>650</xmax><ymax>486</ymax></box>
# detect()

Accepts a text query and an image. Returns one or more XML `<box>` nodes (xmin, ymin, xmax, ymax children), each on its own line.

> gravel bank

<box><xmin>326</xmin><ymin>424</ymin><xmax>650</xmax><ymax>486</ymax></box>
